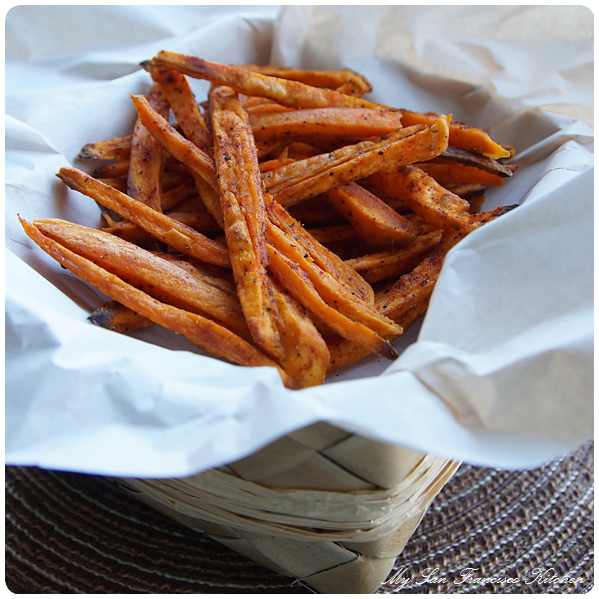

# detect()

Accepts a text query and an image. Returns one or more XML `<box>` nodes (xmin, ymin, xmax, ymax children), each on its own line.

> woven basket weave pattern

<box><xmin>120</xmin><ymin>423</ymin><xmax>459</xmax><ymax>593</ymax></box>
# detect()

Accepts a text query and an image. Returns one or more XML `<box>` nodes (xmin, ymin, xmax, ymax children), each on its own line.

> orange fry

<box><xmin>151</xmin><ymin>51</ymin><xmax>387</xmax><ymax>110</ymax></box>
<box><xmin>241</xmin><ymin>65</ymin><xmax>372</xmax><ymax>93</ymax></box>
<box><xmin>264</xmin><ymin>116</ymin><xmax>450</xmax><ymax>207</ymax></box>
<box><xmin>146</xmin><ymin>64</ymin><xmax>213</xmax><ymax>155</ymax></box>
<box><xmin>19</xmin><ymin>217</ymin><xmax>292</xmax><ymax>387</ymax></box>
<box><xmin>56</xmin><ymin>167</ymin><xmax>230</xmax><ymax>268</ymax></box>
<box><xmin>265</xmin><ymin>195</ymin><xmax>375</xmax><ymax>306</ymax></box>
<box><xmin>33</xmin><ymin>218</ymin><xmax>248</xmax><ymax>338</ymax></box>
<box><xmin>267</xmin><ymin>246</ymin><xmax>399</xmax><ymax>361</ymax></box>
<box><xmin>76</xmin><ymin>135</ymin><xmax>132</xmax><ymax>161</ymax></box>
<box><xmin>130</xmin><ymin>94</ymin><xmax>218</xmax><ymax>190</ymax></box>
<box><xmin>128</xmin><ymin>84</ymin><xmax>169</xmax><ymax>211</ymax></box>
<box><xmin>324</xmin><ymin>182</ymin><xmax>419</xmax><ymax>248</ymax></box>
<box><xmin>210</xmin><ymin>85</ymin><xmax>284</xmax><ymax>361</ymax></box>
<box><xmin>401</xmin><ymin>110</ymin><xmax>510</xmax><ymax>159</ymax></box>
<box><xmin>368</xmin><ymin>165</ymin><xmax>471</xmax><ymax>232</ymax></box>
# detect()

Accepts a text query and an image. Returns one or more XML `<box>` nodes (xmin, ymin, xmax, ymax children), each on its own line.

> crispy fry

<box><xmin>439</xmin><ymin>147</ymin><xmax>518</xmax><ymax>178</ymax></box>
<box><xmin>267</xmin><ymin>245</ymin><xmax>399</xmax><ymax>361</ymax></box>
<box><xmin>265</xmin><ymin>195</ymin><xmax>375</xmax><ymax>306</ymax></box>
<box><xmin>146</xmin><ymin>64</ymin><xmax>213</xmax><ymax>155</ymax></box>
<box><xmin>88</xmin><ymin>300</ymin><xmax>154</xmax><ymax>333</ymax></box>
<box><xmin>76</xmin><ymin>135</ymin><xmax>132</xmax><ymax>161</ymax></box>
<box><xmin>324</xmin><ymin>182</ymin><xmax>419</xmax><ymax>248</ymax></box>
<box><xmin>56</xmin><ymin>167</ymin><xmax>231</xmax><ymax>268</ymax></box>
<box><xmin>368</xmin><ymin>165</ymin><xmax>471</xmax><ymax>232</ymax></box>
<box><xmin>130</xmin><ymin>94</ymin><xmax>218</xmax><ymax>190</ymax></box>
<box><xmin>251</xmin><ymin>107</ymin><xmax>403</xmax><ymax>157</ymax></box>
<box><xmin>265</xmin><ymin>221</ymin><xmax>400</xmax><ymax>337</ymax></box>
<box><xmin>416</xmin><ymin>162</ymin><xmax>505</xmax><ymax>186</ymax></box>
<box><xmin>33</xmin><ymin>218</ymin><xmax>249</xmax><ymax>339</ymax></box>
<box><xmin>19</xmin><ymin>217</ymin><xmax>292</xmax><ymax>387</ymax></box>
<box><xmin>151</xmin><ymin>51</ymin><xmax>388</xmax><ymax>110</ymax></box>
<box><xmin>327</xmin><ymin>244</ymin><xmax>446</xmax><ymax>372</ymax></box>
<box><xmin>210</xmin><ymin>85</ymin><xmax>284</xmax><ymax>360</ymax></box>
<box><xmin>346</xmin><ymin>230</ymin><xmax>443</xmax><ymax>284</ymax></box>
<box><xmin>264</xmin><ymin>117</ymin><xmax>450</xmax><ymax>207</ymax></box>
<box><xmin>271</xmin><ymin>280</ymin><xmax>330</xmax><ymax>389</ymax></box>
<box><xmin>241</xmin><ymin>65</ymin><xmax>372</xmax><ymax>93</ymax></box>
<box><xmin>401</xmin><ymin>110</ymin><xmax>510</xmax><ymax>159</ymax></box>
<box><xmin>128</xmin><ymin>84</ymin><xmax>169</xmax><ymax>212</ymax></box>
<box><xmin>94</xmin><ymin>160</ymin><xmax>130</xmax><ymax>178</ymax></box>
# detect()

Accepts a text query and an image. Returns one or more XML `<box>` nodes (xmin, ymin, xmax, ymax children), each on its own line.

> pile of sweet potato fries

<box><xmin>20</xmin><ymin>51</ymin><xmax>519</xmax><ymax>389</ymax></box>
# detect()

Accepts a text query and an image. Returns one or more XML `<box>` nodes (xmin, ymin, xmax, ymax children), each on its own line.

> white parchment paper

<box><xmin>5</xmin><ymin>6</ymin><xmax>594</xmax><ymax>477</ymax></box>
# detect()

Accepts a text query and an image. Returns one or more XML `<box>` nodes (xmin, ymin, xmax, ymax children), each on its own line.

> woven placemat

<box><xmin>5</xmin><ymin>442</ymin><xmax>593</xmax><ymax>594</ymax></box>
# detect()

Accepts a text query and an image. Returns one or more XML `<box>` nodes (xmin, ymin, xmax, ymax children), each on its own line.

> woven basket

<box><xmin>119</xmin><ymin>422</ymin><xmax>459</xmax><ymax>594</ymax></box>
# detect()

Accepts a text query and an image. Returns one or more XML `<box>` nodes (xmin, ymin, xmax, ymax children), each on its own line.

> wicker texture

<box><xmin>119</xmin><ymin>424</ymin><xmax>458</xmax><ymax>593</ymax></box>
<box><xmin>5</xmin><ymin>442</ymin><xmax>593</xmax><ymax>593</ymax></box>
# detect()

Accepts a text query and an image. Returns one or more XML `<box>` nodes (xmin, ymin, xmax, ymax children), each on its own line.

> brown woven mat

<box><xmin>5</xmin><ymin>442</ymin><xmax>593</xmax><ymax>594</ymax></box>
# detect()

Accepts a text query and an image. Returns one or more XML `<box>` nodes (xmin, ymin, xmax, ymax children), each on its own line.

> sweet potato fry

<box><xmin>327</xmin><ymin>245</ymin><xmax>446</xmax><ymax>373</ymax></box>
<box><xmin>265</xmin><ymin>195</ymin><xmax>375</xmax><ymax>306</ymax></box>
<box><xmin>368</xmin><ymin>165</ymin><xmax>471</xmax><ymax>232</ymax></box>
<box><xmin>266</xmin><ymin>245</ymin><xmax>399</xmax><ymax>361</ymax></box>
<box><xmin>151</xmin><ymin>51</ymin><xmax>387</xmax><ymax>110</ymax></box>
<box><xmin>439</xmin><ymin>147</ymin><xmax>518</xmax><ymax>178</ymax></box>
<box><xmin>33</xmin><ymin>218</ymin><xmax>249</xmax><ymax>339</ymax></box>
<box><xmin>130</xmin><ymin>94</ymin><xmax>218</xmax><ymax>190</ymax></box>
<box><xmin>265</xmin><ymin>222</ymin><xmax>400</xmax><ymax>337</ymax></box>
<box><xmin>416</xmin><ymin>162</ymin><xmax>505</xmax><ymax>186</ymax></box>
<box><xmin>324</xmin><ymin>182</ymin><xmax>419</xmax><ymax>248</ymax></box>
<box><xmin>19</xmin><ymin>217</ymin><xmax>292</xmax><ymax>387</ymax></box>
<box><xmin>345</xmin><ymin>230</ymin><xmax>443</xmax><ymax>284</ymax></box>
<box><xmin>128</xmin><ymin>84</ymin><xmax>169</xmax><ymax>212</ymax></box>
<box><xmin>77</xmin><ymin>135</ymin><xmax>132</xmax><ymax>161</ymax></box>
<box><xmin>88</xmin><ymin>300</ymin><xmax>154</xmax><ymax>333</ymax></box>
<box><xmin>306</xmin><ymin>224</ymin><xmax>357</xmax><ymax>245</ymax></box>
<box><xmin>210</xmin><ymin>85</ymin><xmax>284</xmax><ymax>360</ymax></box>
<box><xmin>250</xmin><ymin>107</ymin><xmax>403</xmax><ymax>157</ymax></box>
<box><xmin>241</xmin><ymin>65</ymin><xmax>372</xmax><ymax>93</ymax></box>
<box><xmin>94</xmin><ymin>160</ymin><xmax>130</xmax><ymax>178</ymax></box>
<box><xmin>271</xmin><ymin>280</ymin><xmax>330</xmax><ymax>389</ymax></box>
<box><xmin>264</xmin><ymin>117</ymin><xmax>450</xmax><ymax>207</ymax></box>
<box><xmin>145</xmin><ymin>64</ymin><xmax>213</xmax><ymax>155</ymax></box>
<box><xmin>56</xmin><ymin>167</ymin><xmax>231</xmax><ymax>268</ymax></box>
<box><xmin>401</xmin><ymin>110</ymin><xmax>510</xmax><ymax>159</ymax></box>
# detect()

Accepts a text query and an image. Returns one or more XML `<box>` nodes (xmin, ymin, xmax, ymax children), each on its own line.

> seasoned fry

<box><xmin>210</xmin><ymin>85</ymin><xmax>284</xmax><ymax>360</ymax></box>
<box><xmin>128</xmin><ymin>84</ymin><xmax>169</xmax><ymax>212</ymax></box>
<box><xmin>20</xmin><ymin>217</ymin><xmax>293</xmax><ymax>387</ymax></box>
<box><xmin>33</xmin><ymin>218</ymin><xmax>249</xmax><ymax>338</ymax></box>
<box><xmin>265</xmin><ymin>221</ymin><xmax>400</xmax><ymax>337</ymax></box>
<box><xmin>401</xmin><ymin>110</ymin><xmax>510</xmax><ymax>159</ymax></box>
<box><xmin>264</xmin><ymin>117</ymin><xmax>450</xmax><ymax>207</ymax></box>
<box><xmin>88</xmin><ymin>300</ymin><xmax>154</xmax><ymax>333</ymax></box>
<box><xmin>151</xmin><ymin>51</ymin><xmax>388</xmax><ymax>110</ymax></box>
<box><xmin>417</xmin><ymin>162</ymin><xmax>505</xmax><ymax>186</ymax></box>
<box><xmin>146</xmin><ymin>64</ymin><xmax>213</xmax><ymax>155</ymax></box>
<box><xmin>271</xmin><ymin>280</ymin><xmax>330</xmax><ymax>389</ymax></box>
<box><xmin>267</xmin><ymin>245</ymin><xmax>399</xmax><ymax>361</ymax></box>
<box><xmin>56</xmin><ymin>167</ymin><xmax>231</xmax><ymax>268</ymax></box>
<box><xmin>94</xmin><ymin>160</ymin><xmax>130</xmax><ymax>178</ymax></box>
<box><xmin>241</xmin><ymin>65</ymin><xmax>372</xmax><ymax>93</ymax></box>
<box><xmin>345</xmin><ymin>230</ymin><xmax>443</xmax><ymax>284</ymax></box>
<box><xmin>324</xmin><ymin>182</ymin><xmax>419</xmax><ymax>248</ymax></box>
<box><xmin>250</xmin><ymin>107</ymin><xmax>403</xmax><ymax>157</ymax></box>
<box><xmin>439</xmin><ymin>147</ymin><xmax>518</xmax><ymax>178</ymax></box>
<box><xmin>130</xmin><ymin>94</ymin><xmax>218</xmax><ymax>190</ymax></box>
<box><xmin>77</xmin><ymin>135</ymin><xmax>132</xmax><ymax>161</ymax></box>
<box><xmin>265</xmin><ymin>195</ymin><xmax>375</xmax><ymax>306</ymax></box>
<box><xmin>368</xmin><ymin>165</ymin><xmax>471</xmax><ymax>232</ymax></box>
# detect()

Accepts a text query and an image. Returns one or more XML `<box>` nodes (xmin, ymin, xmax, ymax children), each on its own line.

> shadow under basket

<box><xmin>119</xmin><ymin>423</ymin><xmax>459</xmax><ymax>594</ymax></box>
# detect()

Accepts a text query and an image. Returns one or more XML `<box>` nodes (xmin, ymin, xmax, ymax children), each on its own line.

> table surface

<box><xmin>5</xmin><ymin>442</ymin><xmax>593</xmax><ymax>594</ymax></box>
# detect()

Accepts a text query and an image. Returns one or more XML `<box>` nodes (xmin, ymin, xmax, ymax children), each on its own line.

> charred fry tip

<box><xmin>139</xmin><ymin>60</ymin><xmax>153</xmax><ymax>71</ymax></box>
<box><xmin>381</xmin><ymin>340</ymin><xmax>400</xmax><ymax>361</ymax></box>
